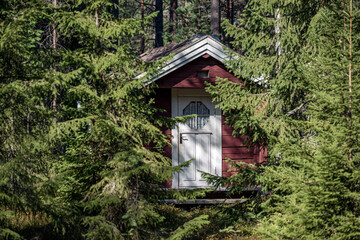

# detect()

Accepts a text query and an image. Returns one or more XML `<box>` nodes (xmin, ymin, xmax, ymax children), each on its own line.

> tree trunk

<box><xmin>155</xmin><ymin>0</ymin><xmax>163</xmax><ymax>47</ymax></box>
<box><xmin>348</xmin><ymin>0</ymin><xmax>353</xmax><ymax>161</ymax></box>
<box><xmin>113</xmin><ymin>0</ymin><xmax>119</xmax><ymax>46</ymax></box>
<box><xmin>95</xmin><ymin>8</ymin><xmax>99</xmax><ymax>28</ymax></box>
<box><xmin>227</xmin><ymin>0</ymin><xmax>233</xmax><ymax>24</ymax></box>
<box><xmin>52</xmin><ymin>0</ymin><xmax>57</xmax><ymax>53</ymax></box>
<box><xmin>211</xmin><ymin>0</ymin><xmax>220</xmax><ymax>36</ymax></box>
<box><xmin>169</xmin><ymin>0</ymin><xmax>177</xmax><ymax>33</ymax></box>
<box><xmin>184</xmin><ymin>0</ymin><xmax>188</xmax><ymax>28</ymax></box>
<box><xmin>112</xmin><ymin>0</ymin><xmax>119</xmax><ymax>18</ymax></box>
<box><xmin>140</xmin><ymin>0</ymin><xmax>145</xmax><ymax>52</ymax></box>
<box><xmin>52</xmin><ymin>0</ymin><xmax>57</xmax><ymax>121</ymax></box>
<box><xmin>198</xmin><ymin>0</ymin><xmax>201</xmax><ymax>29</ymax></box>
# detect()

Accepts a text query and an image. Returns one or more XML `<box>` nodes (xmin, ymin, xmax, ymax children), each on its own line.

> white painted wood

<box><xmin>179</xmin><ymin>133</ymin><xmax>197</xmax><ymax>182</ymax></box>
<box><xmin>172</xmin><ymin>89</ymin><xmax>222</xmax><ymax>189</ymax></box>
<box><xmin>171</xmin><ymin>89</ymin><xmax>179</xmax><ymax>188</ymax></box>
<box><xmin>143</xmin><ymin>35</ymin><xmax>231</xmax><ymax>85</ymax></box>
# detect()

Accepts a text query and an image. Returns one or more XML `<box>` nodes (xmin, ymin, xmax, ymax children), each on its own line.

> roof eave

<box><xmin>141</xmin><ymin>36</ymin><xmax>230</xmax><ymax>86</ymax></box>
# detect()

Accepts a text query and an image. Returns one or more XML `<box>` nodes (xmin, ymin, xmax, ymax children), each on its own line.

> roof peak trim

<box><xmin>144</xmin><ymin>35</ymin><xmax>229</xmax><ymax>85</ymax></box>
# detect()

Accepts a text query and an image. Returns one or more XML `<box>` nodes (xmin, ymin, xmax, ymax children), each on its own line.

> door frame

<box><xmin>171</xmin><ymin>88</ymin><xmax>222</xmax><ymax>189</ymax></box>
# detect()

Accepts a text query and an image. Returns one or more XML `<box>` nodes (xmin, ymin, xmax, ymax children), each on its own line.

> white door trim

<box><xmin>171</xmin><ymin>88</ymin><xmax>222</xmax><ymax>189</ymax></box>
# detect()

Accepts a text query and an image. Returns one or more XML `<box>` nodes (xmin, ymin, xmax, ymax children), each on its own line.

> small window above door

<box><xmin>183</xmin><ymin>101</ymin><xmax>210</xmax><ymax>129</ymax></box>
<box><xmin>196</xmin><ymin>70</ymin><xmax>209</xmax><ymax>78</ymax></box>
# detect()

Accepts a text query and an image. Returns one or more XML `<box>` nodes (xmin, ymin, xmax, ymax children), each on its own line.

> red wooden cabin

<box><xmin>141</xmin><ymin>35</ymin><xmax>266</xmax><ymax>189</ymax></box>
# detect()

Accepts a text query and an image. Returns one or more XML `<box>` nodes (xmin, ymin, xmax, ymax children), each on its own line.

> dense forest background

<box><xmin>1</xmin><ymin>0</ymin><xmax>360</xmax><ymax>239</ymax></box>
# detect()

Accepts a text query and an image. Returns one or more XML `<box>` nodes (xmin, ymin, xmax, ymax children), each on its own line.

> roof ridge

<box><xmin>141</xmin><ymin>34</ymin><xmax>221</xmax><ymax>62</ymax></box>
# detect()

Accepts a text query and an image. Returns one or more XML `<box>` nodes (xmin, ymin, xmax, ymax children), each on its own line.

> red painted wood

<box><xmin>222</xmin><ymin>147</ymin><xmax>252</xmax><ymax>154</ymax></box>
<box><xmin>222</xmin><ymin>135</ymin><xmax>249</xmax><ymax>147</ymax></box>
<box><xmin>153</xmin><ymin>88</ymin><xmax>172</xmax><ymax>159</ymax></box>
<box><xmin>221</xmin><ymin>114</ymin><xmax>262</xmax><ymax>175</ymax></box>
<box><xmin>222</xmin><ymin>126</ymin><xmax>236</xmax><ymax>136</ymax></box>
<box><xmin>258</xmin><ymin>148</ymin><xmax>267</xmax><ymax>163</ymax></box>
<box><xmin>223</xmin><ymin>153</ymin><xmax>254</xmax><ymax>160</ymax></box>
<box><xmin>153</xmin><ymin>88</ymin><xmax>172</xmax><ymax>117</ymax></box>
<box><xmin>156</xmin><ymin>54</ymin><xmax>242</xmax><ymax>88</ymax></box>
<box><xmin>152</xmin><ymin>88</ymin><xmax>172</xmax><ymax>187</ymax></box>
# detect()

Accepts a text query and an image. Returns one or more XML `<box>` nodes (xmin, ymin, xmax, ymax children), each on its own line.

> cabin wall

<box><xmin>221</xmin><ymin>116</ymin><xmax>267</xmax><ymax>177</ymax></box>
<box><xmin>153</xmin><ymin>88</ymin><xmax>172</xmax><ymax>158</ymax></box>
<box><xmin>153</xmin><ymin>54</ymin><xmax>266</xmax><ymax>183</ymax></box>
<box><xmin>152</xmin><ymin>88</ymin><xmax>172</xmax><ymax>187</ymax></box>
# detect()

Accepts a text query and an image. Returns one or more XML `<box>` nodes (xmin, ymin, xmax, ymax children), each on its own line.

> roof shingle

<box><xmin>140</xmin><ymin>34</ymin><xmax>220</xmax><ymax>62</ymax></box>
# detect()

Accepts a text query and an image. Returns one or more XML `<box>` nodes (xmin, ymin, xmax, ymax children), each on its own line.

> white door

<box><xmin>176</xmin><ymin>96</ymin><xmax>221</xmax><ymax>188</ymax></box>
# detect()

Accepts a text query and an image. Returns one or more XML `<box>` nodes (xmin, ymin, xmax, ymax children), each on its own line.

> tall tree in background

<box><xmin>211</xmin><ymin>0</ymin><xmax>220</xmax><ymax>36</ymax></box>
<box><xmin>0</xmin><ymin>0</ymin><xmax>54</xmax><ymax>237</ymax></box>
<box><xmin>169</xmin><ymin>0</ymin><xmax>178</xmax><ymax>33</ymax></box>
<box><xmin>227</xmin><ymin>0</ymin><xmax>233</xmax><ymax>25</ymax></box>
<box><xmin>257</xmin><ymin>1</ymin><xmax>360</xmax><ymax>238</ymax></box>
<box><xmin>155</xmin><ymin>0</ymin><xmax>164</xmax><ymax>47</ymax></box>
<box><xmin>140</xmin><ymin>0</ymin><xmax>145</xmax><ymax>52</ymax></box>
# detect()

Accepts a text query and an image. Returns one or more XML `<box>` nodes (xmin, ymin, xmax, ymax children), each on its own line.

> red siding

<box><xmin>153</xmin><ymin>88</ymin><xmax>172</xmax><ymax>118</ymax></box>
<box><xmin>152</xmin><ymin>88</ymin><xmax>172</xmax><ymax>187</ymax></box>
<box><xmin>156</xmin><ymin>54</ymin><xmax>241</xmax><ymax>88</ymax></box>
<box><xmin>221</xmin><ymin>115</ymin><xmax>267</xmax><ymax>176</ymax></box>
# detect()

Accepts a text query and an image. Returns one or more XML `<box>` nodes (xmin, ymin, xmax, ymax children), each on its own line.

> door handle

<box><xmin>180</xmin><ymin>133</ymin><xmax>188</xmax><ymax>144</ymax></box>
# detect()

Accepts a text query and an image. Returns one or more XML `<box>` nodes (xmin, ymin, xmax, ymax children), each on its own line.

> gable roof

<box><xmin>141</xmin><ymin>34</ymin><xmax>230</xmax><ymax>84</ymax></box>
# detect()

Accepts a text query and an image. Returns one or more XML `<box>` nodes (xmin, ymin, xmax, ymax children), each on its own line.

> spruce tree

<box><xmin>207</xmin><ymin>0</ymin><xmax>360</xmax><ymax>238</ymax></box>
<box><xmin>0</xmin><ymin>1</ymin><xmax>56</xmax><ymax>238</ymax></box>
<box><xmin>257</xmin><ymin>1</ymin><xmax>360</xmax><ymax>238</ymax></box>
<box><xmin>1</xmin><ymin>0</ymin><xmax>185</xmax><ymax>239</ymax></box>
<box><xmin>45</xmin><ymin>1</ymin><xmax>186</xmax><ymax>238</ymax></box>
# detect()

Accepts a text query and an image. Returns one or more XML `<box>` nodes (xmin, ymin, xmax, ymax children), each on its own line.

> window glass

<box><xmin>183</xmin><ymin>101</ymin><xmax>210</xmax><ymax>129</ymax></box>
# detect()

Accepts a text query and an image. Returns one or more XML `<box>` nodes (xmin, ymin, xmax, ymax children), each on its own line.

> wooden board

<box><xmin>162</xmin><ymin>198</ymin><xmax>248</xmax><ymax>205</ymax></box>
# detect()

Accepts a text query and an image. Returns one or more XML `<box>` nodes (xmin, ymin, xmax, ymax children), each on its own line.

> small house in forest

<box><xmin>141</xmin><ymin>35</ymin><xmax>267</xmax><ymax>189</ymax></box>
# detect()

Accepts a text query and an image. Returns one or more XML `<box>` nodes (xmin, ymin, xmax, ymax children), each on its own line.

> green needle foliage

<box><xmin>0</xmin><ymin>1</ymin><xmax>54</xmax><ymax>238</ymax></box>
<box><xmin>207</xmin><ymin>0</ymin><xmax>360</xmax><ymax>238</ymax></box>
<box><xmin>0</xmin><ymin>0</ymin><xmax>185</xmax><ymax>239</ymax></box>
<box><xmin>258</xmin><ymin>1</ymin><xmax>360</xmax><ymax>238</ymax></box>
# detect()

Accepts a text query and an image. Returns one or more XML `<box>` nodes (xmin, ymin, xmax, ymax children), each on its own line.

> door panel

<box><xmin>196</xmin><ymin>133</ymin><xmax>211</xmax><ymax>182</ymax></box>
<box><xmin>179</xmin><ymin>133</ymin><xmax>196</xmax><ymax>182</ymax></box>
<box><xmin>179</xmin><ymin>133</ymin><xmax>211</xmax><ymax>187</ymax></box>
<box><xmin>177</xmin><ymin>96</ymin><xmax>217</xmax><ymax>188</ymax></box>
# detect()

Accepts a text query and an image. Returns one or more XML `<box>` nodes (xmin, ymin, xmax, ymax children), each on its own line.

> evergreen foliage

<box><xmin>258</xmin><ymin>1</ymin><xmax>360</xmax><ymax>238</ymax></box>
<box><xmin>0</xmin><ymin>0</ymin><xmax>186</xmax><ymax>239</ymax></box>
<box><xmin>3</xmin><ymin>0</ymin><xmax>360</xmax><ymax>239</ymax></box>
<box><xmin>168</xmin><ymin>214</ymin><xmax>210</xmax><ymax>240</ymax></box>
<box><xmin>0</xmin><ymin>0</ymin><xmax>54</xmax><ymax>238</ymax></box>
<box><xmin>207</xmin><ymin>0</ymin><xmax>360</xmax><ymax>238</ymax></box>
